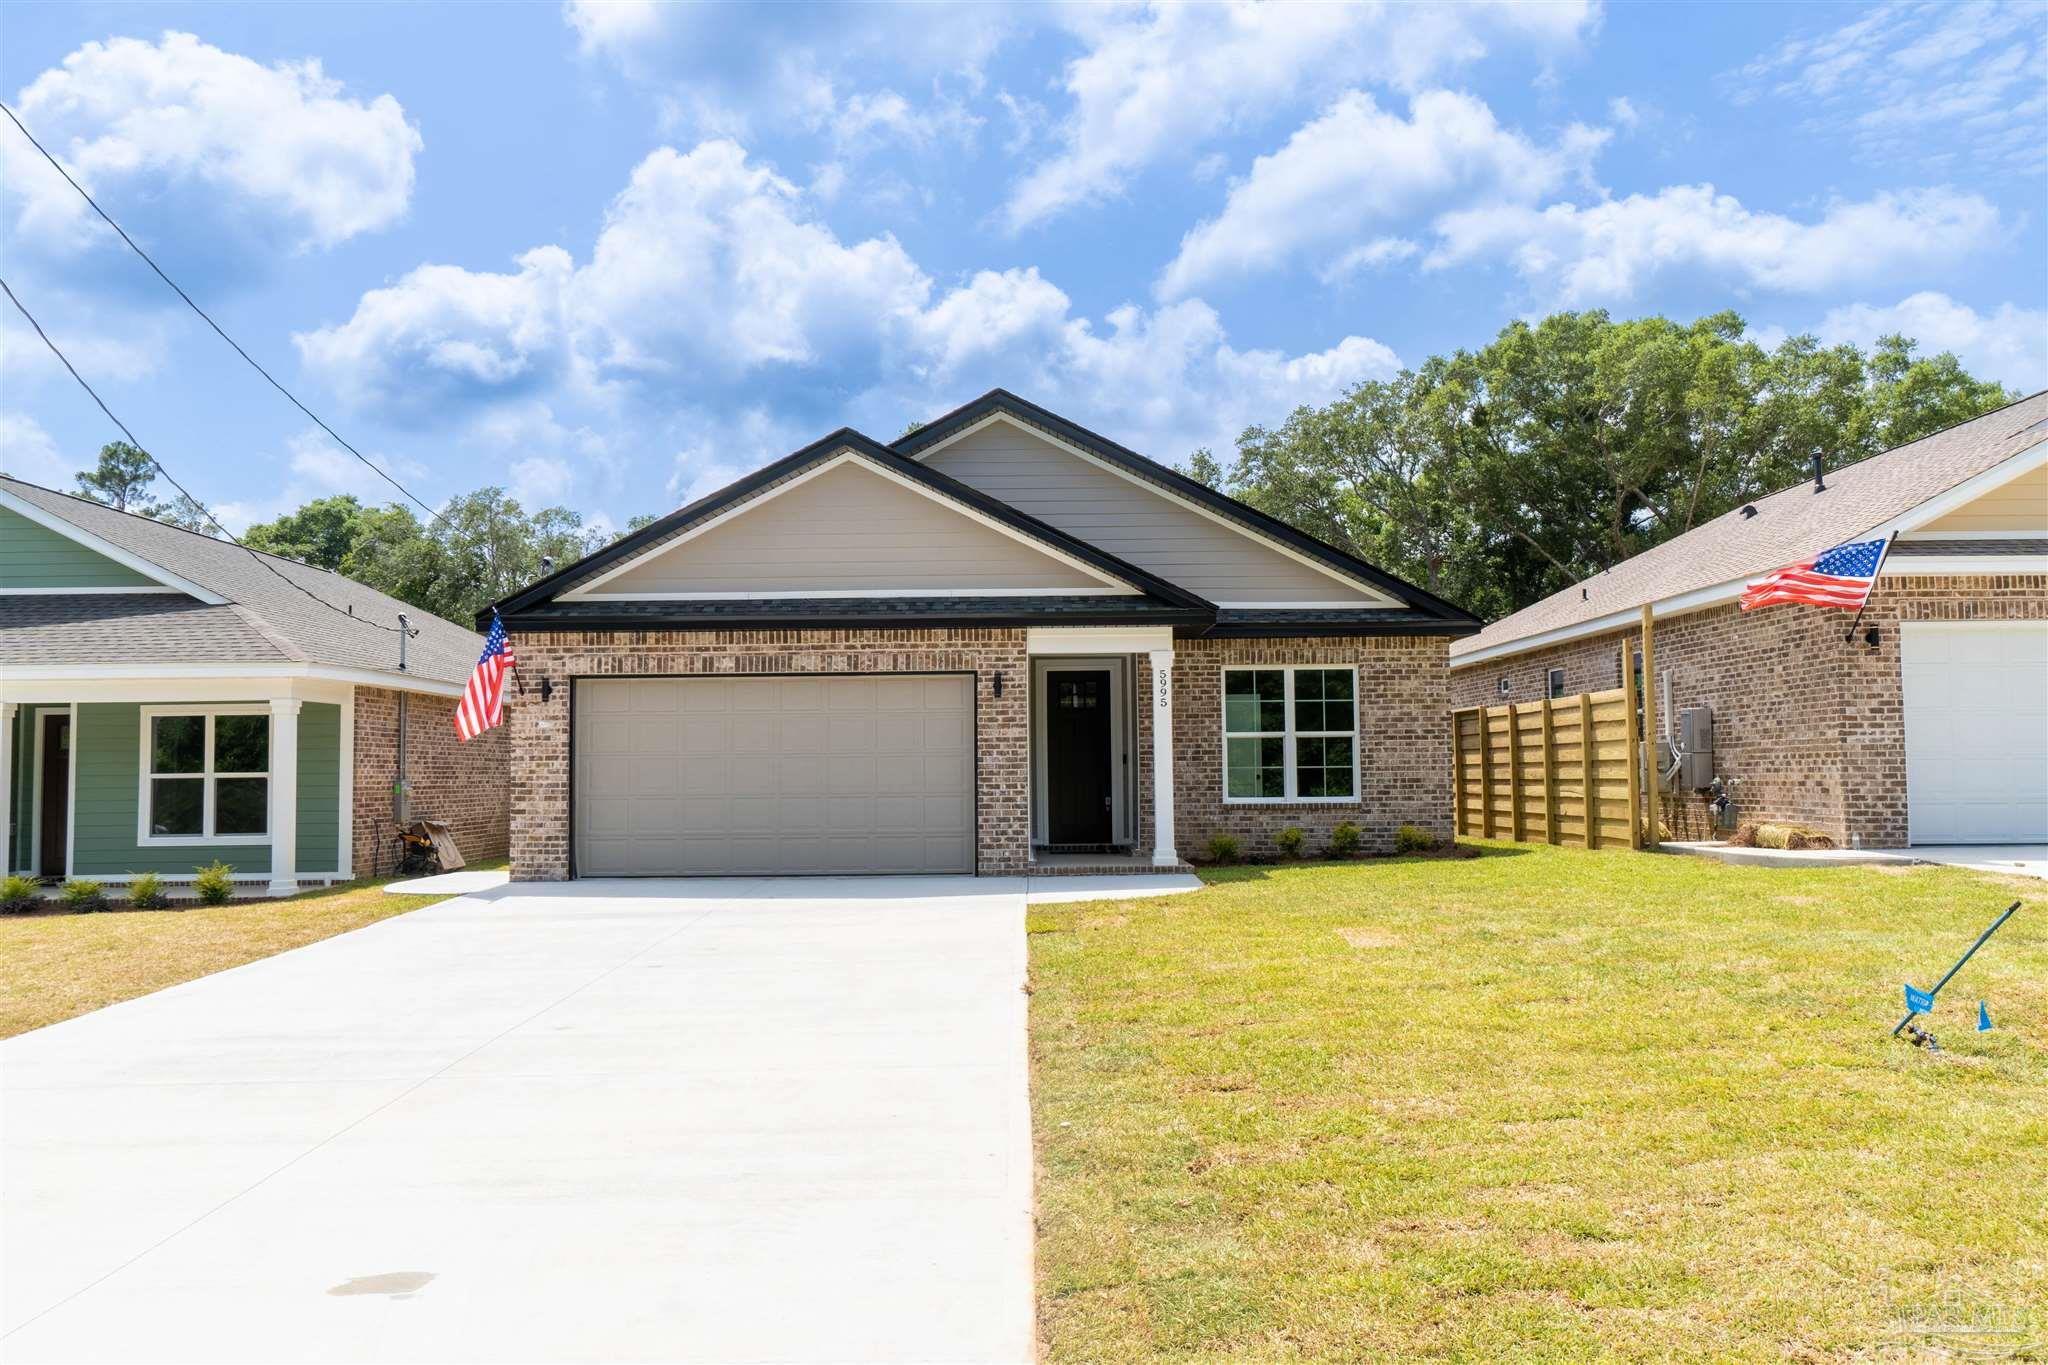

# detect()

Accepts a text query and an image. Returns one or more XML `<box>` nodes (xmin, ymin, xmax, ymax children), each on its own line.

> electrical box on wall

<box><xmin>1678</xmin><ymin>705</ymin><xmax>1715</xmax><ymax>791</ymax></box>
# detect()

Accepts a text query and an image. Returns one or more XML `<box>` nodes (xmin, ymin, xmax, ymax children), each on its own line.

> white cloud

<box><xmin>1157</xmin><ymin>89</ymin><xmax>1607</xmax><ymax>297</ymax></box>
<box><xmin>1320</xmin><ymin>238</ymin><xmax>1423</xmax><ymax>284</ymax></box>
<box><xmin>4</xmin><ymin>32</ymin><xmax>420</xmax><ymax>259</ymax></box>
<box><xmin>299</xmin><ymin>138</ymin><xmax>1399</xmax><ymax>482</ymax></box>
<box><xmin>0</xmin><ymin>298</ymin><xmax>167</xmax><ymax>386</ymax></box>
<box><xmin>563</xmin><ymin>1</ymin><xmax>1009</xmax><ymax>151</ymax></box>
<box><xmin>0</xmin><ymin>411</ymin><xmax>75</xmax><ymax>487</ymax></box>
<box><xmin>1428</xmin><ymin>184</ymin><xmax>2001</xmax><ymax>305</ymax></box>
<box><xmin>293</xmin><ymin>247</ymin><xmax>577</xmax><ymax>421</ymax></box>
<box><xmin>1607</xmin><ymin>95</ymin><xmax>1641</xmax><ymax>129</ymax></box>
<box><xmin>1726</xmin><ymin>1</ymin><xmax>2047</xmax><ymax>171</ymax></box>
<box><xmin>210</xmin><ymin>428</ymin><xmax>430</xmax><ymax>532</ymax></box>
<box><xmin>1813</xmin><ymin>291</ymin><xmax>2048</xmax><ymax>392</ymax></box>
<box><xmin>1004</xmin><ymin>0</ymin><xmax>1598</xmax><ymax>230</ymax></box>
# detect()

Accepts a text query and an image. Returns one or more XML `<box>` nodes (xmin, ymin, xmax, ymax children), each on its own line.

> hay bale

<box><xmin>1751</xmin><ymin>821</ymin><xmax>1837</xmax><ymax>850</ymax></box>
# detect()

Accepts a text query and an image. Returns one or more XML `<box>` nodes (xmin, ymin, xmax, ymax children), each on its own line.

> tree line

<box><xmin>1188</xmin><ymin>309</ymin><xmax>2014</xmax><ymax>620</ymax></box>
<box><xmin>57</xmin><ymin>308</ymin><xmax>2015</xmax><ymax>628</ymax></box>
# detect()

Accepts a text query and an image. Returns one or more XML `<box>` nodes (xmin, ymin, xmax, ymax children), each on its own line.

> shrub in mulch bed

<box><xmin>1188</xmin><ymin>839</ymin><xmax>1482</xmax><ymax>868</ymax></box>
<box><xmin>1</xmin><ymin>874</ymin><xmax>41</xmax><ymax>915</ymax></box>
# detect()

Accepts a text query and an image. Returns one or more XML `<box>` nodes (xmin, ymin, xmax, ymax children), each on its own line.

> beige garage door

<box><xmin>573</xmin><ymin>675</ymin><xmax>975</xmax><ymax>875</ymax></box>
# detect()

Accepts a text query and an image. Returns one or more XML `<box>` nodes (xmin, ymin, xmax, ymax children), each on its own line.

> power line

<box><xmin>1</xmin><ymin>274</ymin><xmax>409</xmax><ymax>636</ymax></box>
<box><xmin>0</xmin><ymin>99</ymin><xmax>445</xmax><ymax>527</ymax></box>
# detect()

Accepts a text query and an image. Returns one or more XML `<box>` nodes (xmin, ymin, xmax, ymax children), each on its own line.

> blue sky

<box><xmin>2</xmin><ymin>1</ymin><xmax>2042</xmax><ymax>537</ymax></box>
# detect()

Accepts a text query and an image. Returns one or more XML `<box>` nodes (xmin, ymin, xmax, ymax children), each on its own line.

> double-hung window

<box><xmin>1222</xmin><ymin>666</ymin><xmax>1358</xmax><ymax>802</ymax></box>
<box><xmin>141</xmin><ymin>707</ymin><xmax>271</xmax><ymax>843</ymax></box>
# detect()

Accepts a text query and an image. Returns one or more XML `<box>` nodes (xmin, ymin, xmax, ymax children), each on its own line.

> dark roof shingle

<box><xmin>2</xmin><ymin>477</ymin><xmax>483</xmax><ymax>685</ymax></box>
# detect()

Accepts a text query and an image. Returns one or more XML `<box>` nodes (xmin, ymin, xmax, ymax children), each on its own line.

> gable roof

<box><xmin>893</xmin><ymin>389</ymin><xmax>1480</xmax><ymax>629</ymax></box>
<box><xmin>0</xmin><ymin>475</ymin><xmax>484</xmax><ymax>688</ymax></box>
<box><xmin>490</xmin><ymin>427</ymin><xmax>1214</xmax><ymax>628</ymax></box>
<box><xmin>1451</xmin><ymin>391</ymin><xmax>2048</xmax><ymax>666</ymax></box>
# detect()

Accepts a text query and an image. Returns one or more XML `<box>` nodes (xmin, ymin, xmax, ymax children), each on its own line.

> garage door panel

<box><xmin>1903</xmin><ymin>622</ymin><xmax>2048</xmax><ymax>845</ymax></box>
<box><xmin>574</xmin><ymin>674</ymin><xmax>974</xmax><ymax>875</ymax></box>
<box><xmin>829</xmin><ymin>715</ymin><xmax>875</xmax><ymax>752</ymax></box>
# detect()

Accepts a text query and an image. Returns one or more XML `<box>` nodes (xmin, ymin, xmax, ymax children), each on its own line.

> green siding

<box><xmin>0</xmin><ymin>507</ymin><xmax>161</xmax><ymax>589</ymax></box>
<box><xmin>296</xmin><ymin>703</ymin><xmax>341</xmax><ymax>873</ymax></box>
<box><xmin>70</xmin><ymin>702</ymin><xmax>344</xmax><ymax>878</ymax></box>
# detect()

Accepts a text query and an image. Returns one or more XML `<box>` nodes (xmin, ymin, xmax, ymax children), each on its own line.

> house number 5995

<box><xmin>1155</xmin><ymin>668</ymin><xmax>1171</xmax><ymax>710</ymax></box>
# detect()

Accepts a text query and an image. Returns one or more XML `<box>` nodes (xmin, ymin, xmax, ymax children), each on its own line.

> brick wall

<box><xmin>503</xmin><ymin>628</ymin><xmax>1030</xmax><ymax>880</ymax></box>
<box><xmin>1449</xmin><ymin>574</ymin><xmax>2048</xmax><ymax>845</ymax></box>
<box><xmin>352</xmin><ymin>687</ymin><xmax>510</xmax><ymax>880</ymax></box>
<box><xmin>1165</xmin><ymin>635</ymin><xmax>1452</xmax><ymax>859</ymax></box>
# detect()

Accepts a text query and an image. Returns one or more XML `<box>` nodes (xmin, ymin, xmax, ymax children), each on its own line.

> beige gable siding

<box><xmin>1918</xmin><ymin>464</ymin><xmax>2048</xmax><ymax>533</ymax></box>
<box><xmin>921</xmin><ymin>421</ymin><xmax>1386</xmax><ymax>605</ymax></box>
<box><xmin>586</xmin><ymin>458</ymin><xmax>1115</xmax><ymax>596</ymax></box>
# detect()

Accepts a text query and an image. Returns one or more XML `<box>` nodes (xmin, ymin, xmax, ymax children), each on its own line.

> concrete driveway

<box><xmin>2</xmin><ymin>878</ymin><xmax>1035</xmax><ymax>1364</ymax></box>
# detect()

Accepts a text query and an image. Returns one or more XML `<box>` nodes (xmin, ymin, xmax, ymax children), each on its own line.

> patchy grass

<box><xmin>1030</xmin><ymin>842</ymin><xmax>2047</xmax><ymax>1362</ymax></box>
<box><xmin>0</xmin><ymin>862</ymin><xmax>504</xmax><ymax>1038</ymax></box>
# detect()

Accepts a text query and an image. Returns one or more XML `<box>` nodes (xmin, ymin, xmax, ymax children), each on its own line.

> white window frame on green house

<box><xmin>135</xmin><ymin>704</ymin><xmax>273</xmax><ymax>847</ymax></box>
<box><xmin>1219</xmin><ymin>665</ymin><xmax>1361</xmax><ymax>804</ymax></box>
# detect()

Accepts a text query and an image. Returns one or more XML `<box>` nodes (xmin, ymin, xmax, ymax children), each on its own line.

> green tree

<box><xmin>244</xmin><ymin>495</ymin><xmax>370</xmax><ymax>570</ymax></box>
<box><xmin>1181</xmin><ymin>448</ymin><xmax>1227</xmax><ymax>489</ymax></box>
<box><xmin>74</xmin><ymin>442</ymin><xmax>165</xmax><ymax>515</ymax></box>
<box><xmin>1221</xmin><ymin>309</ymin><xmax>2016</xmax><ymax>618</ymax></box>
<box><xmin>335</xmin><ymin>489</ymin><xmax>607</xmax><ymax>625</ymax></box>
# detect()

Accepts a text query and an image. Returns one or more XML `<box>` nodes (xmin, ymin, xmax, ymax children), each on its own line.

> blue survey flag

<box><xmin>1978</xmin><ymin>1001</ymin><xmax>1993</xmax><ymax>1031</ymax></box>
<box><xmin>1904</xmin><ymin>984</ymin><xmax>1934</xmax><ymax>1014</ymax></box>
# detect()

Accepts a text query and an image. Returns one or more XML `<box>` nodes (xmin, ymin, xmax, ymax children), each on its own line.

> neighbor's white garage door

<box><xmin>1900</xmin><ymin>621</ymin><xmax>2048</xmax><ymax>844</ymax></box>
<box><xmin>573</xmin><ymin>675</ymin><xmax>974</xmax><ymax>875</ymax></box>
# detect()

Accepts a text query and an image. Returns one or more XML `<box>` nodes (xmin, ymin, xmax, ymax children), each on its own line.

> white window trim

<box><xmin>1219</xmin><ymin>665</ymin><xmax>1362</xmax><ymax>805</ymax></box>
<box><xmin>136</xmin><ymin>704</ymin><xmax>274</xmax><ymax>847</ymax></box>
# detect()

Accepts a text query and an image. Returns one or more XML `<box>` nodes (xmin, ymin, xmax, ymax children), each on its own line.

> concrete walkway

<box><xmin>1667</xmin><ymin>840</ymin><xmax>2048</xmax><ymax>880</ymax></box>
<box><xmin>3</xmin><ymin>878</ymin><xmax>1036</xmax><ymax>1363</ymax></box>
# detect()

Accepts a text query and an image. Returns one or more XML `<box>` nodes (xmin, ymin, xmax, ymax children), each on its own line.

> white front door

<box><xmin>1901</xmin><ymin>621</ymin><xmax>2048</xmax><ymax>844</ymax></box>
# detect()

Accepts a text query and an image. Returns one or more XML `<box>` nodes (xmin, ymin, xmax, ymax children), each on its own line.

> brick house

<box><xmin>1450</xmin><ymin>394</ymin><xmax>2048</xmax><ymax>848</ymax></box>
<box><xmin>488</xmin><ymin>390</ymin><xmax>1478</xmax><ymax>879</ymax></box>
<box><xmin>1</xmin><ymin>476</ymin><xmax>508</xmax><ymax>891</ymax></box>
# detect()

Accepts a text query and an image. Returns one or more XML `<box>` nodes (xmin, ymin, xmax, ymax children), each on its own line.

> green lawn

<box><xmin>0</xmin><ymin>862</ymin><xmax>503</xmax><ymax>1038</ymax></box>
<box><xmin>1029</xmin><ymin>842</ymin><xmax>2046</xmax><ymax>1362</ymax></box>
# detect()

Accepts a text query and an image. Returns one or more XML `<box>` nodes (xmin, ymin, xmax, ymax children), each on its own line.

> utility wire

<box><xmin>2</xmin><ymin>275</ymin><xmax>410</xmax><ymax>636</ymax></box>
<box><xmin>0</xmin><ymin>99</ymin><xmax>445</xmax><ymax>527</ymax></box>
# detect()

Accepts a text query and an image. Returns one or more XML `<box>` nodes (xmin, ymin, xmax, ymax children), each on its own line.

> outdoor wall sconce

<box><xmin>517</xmin><ymin>674</ymin><xmax>554</xmax><ymax>702</ymax></box>
<box><xmin>993</xmin><ymin>672</ymin><xmax>1005</xmax><ymax>697</ymax></box>
<box><xmin>1862</xmin><ymin>626</ymin><xmax>1881</xmax><ymax>649</ymax></box>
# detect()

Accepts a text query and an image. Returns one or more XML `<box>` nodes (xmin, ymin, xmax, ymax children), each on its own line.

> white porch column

<box><xmin>1</xmin><ymin>702</ymin><xmax>15</xmax><ymax>876</ymax></box>
<box><xmin>1148</xmin><ymin>649</ymin><xmax>1177</xmax><ymax>866</ymax></box>
<box><xmin>266</xmin><ymin>698</ymin><xmax>301</xmax><ymax>897</ymax></box>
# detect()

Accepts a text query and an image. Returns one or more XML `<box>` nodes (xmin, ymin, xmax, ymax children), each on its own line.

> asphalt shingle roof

<box><xmin>1451</xmin><ymin>393</ymin><xmax>2048</xmax><ymax>661</ymax></box>
<box><xmin>2</xmin><ymin>477</ymin><xmax>483</xmax><ymax>685</ymax></box>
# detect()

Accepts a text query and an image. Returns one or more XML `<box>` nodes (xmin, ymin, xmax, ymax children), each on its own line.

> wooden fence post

<box><xmin>1579</xmin><ymin>692</ymin><xmax>1598</xmax><ymax>849</ymax></box>
<box><xmin>1621</xmin><ymin>648</ymin><xmax>1644</xmax><ymax>850</ymax></box>
<box><xmin>1452</xmin><ymin>712</ymin><xmax>1468</xmax><ymax>836</ymax></box>
<box><xmin>1479</xmin><ymin>707</ymin><xmax>1496</xmax><ymax>837</ymax></box>
<box><xmin>1540</xmin><ymin>698</ymin><xmax>1559</xmax><ymax>844</ymax></box>
<box><xmin>1505</xmin><ymin>703</ymin><xmax>1524</xmax><ymax>840</ymax></box>
<box><xmin>1640</xmin><ymin>603</ymin><xmax>1659</xmax><ymax>851</ymax></box>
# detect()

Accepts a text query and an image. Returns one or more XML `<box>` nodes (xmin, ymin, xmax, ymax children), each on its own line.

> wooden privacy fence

<box><xmin>1452</xmin><ymin>683</ymin><xmax>1644</xmax><ymax>850</ymax></box>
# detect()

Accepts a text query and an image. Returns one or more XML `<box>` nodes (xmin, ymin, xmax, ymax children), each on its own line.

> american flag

<box><xmin>1740</xmin><ymin>535</ymin><xmax>1891</xmax><ymax>612</ymax></box>
<box><xmin>456</xmin><ymin>610</ymin><xmax>516</xmax><ymax>741</ymax></box>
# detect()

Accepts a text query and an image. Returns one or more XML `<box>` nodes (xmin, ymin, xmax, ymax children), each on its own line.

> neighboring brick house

<box><xmin>488</xmin><ymin>390</ymin><xmax>1478</xmax><ymax>880</ymax></box>
<box><xmin>1</xmin><ymin>476</ymin><xmax>508</xmax><ymax>892</ymax></box>
<box><xmin>1450</xmin><ymin>394</ymin><xmax>2048</xmax><ymax>848</ymax></box>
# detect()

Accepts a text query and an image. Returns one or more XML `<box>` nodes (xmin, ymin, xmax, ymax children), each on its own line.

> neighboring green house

<box><xmin>1</xmin><ymin>475</ymin><xmax>509</xmax><ymax>893</ymax></box>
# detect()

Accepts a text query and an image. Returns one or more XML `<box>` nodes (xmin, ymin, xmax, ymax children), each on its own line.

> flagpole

<box><xmin>1843</xmin><ymin>530</ymin><xmax>1898</xmax><ymax>644</ymax></box>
